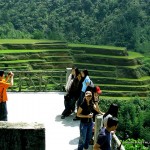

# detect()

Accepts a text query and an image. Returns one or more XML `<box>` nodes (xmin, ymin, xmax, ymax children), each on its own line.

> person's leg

<box><xmin>61</xmin><ymin>100</ymin><xmax>71</xmax><ymax>118</ymax></box>
<box><xmin>70</xmin><ymin>97</ymin><xmax>76</xmax><ymax>112</ymax></box>
<box><xmin>84</xmin><ymin>122</ymin><xmax>93</xmax><ymax>149</ymax></box>
<box><xmin>0</xmin><ymin>102</ymin><xmax>8</xmax><ymax>121</ymax></box>
<box><xmin>78</xmin><ymin>122</ymin><xmax>87</xmax><ymax>150</ymax></box>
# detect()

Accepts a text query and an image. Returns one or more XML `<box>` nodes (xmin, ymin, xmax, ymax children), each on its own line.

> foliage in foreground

<box><xmin>123</xmin><ymin>139</ymin><xmax>149</xmax><ymax>150</ymax></box>
<box><xmin>100</xmin><ymin>97</ymin><xmax>150</xmax><ymax>142</ymax></box>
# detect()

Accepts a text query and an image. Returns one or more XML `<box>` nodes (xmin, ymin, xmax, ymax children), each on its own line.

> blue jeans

<box><xmin>78</xmin><ymin>122</ymin><xmax>93</xmax><ymax>150</ymax></box>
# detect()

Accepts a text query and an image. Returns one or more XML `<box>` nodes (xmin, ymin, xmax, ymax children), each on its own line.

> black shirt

<box><xmin>80</xmin><ymin>100</ymin><xmax>95</xmax><ymax>123</ymax></box>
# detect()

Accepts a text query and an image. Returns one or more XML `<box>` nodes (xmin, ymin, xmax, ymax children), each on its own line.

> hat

<box><xmin>85</xmin><ymin>91</ymin><xmax>92</xmax><ymax>96</ymax></box>
<box><xmin>96</xmin><ymin>86</ymin><xmax>102</xmax><ymax>94</ymax></box>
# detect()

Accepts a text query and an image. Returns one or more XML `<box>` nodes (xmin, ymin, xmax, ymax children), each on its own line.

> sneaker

<box><xmin>89</xmin><ymin>138</ymin><xmax>94</xmax><ymax>145</ymax></box>
<box><xmin>73</xmin><ymin>116</ymin><xmax>80</xmax><ymax>121</ymax></box>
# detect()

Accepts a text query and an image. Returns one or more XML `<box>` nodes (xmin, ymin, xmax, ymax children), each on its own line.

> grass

<box><xmin>75</xmin><ymin>62</ymin><xmax>116</xmax><ymax>67</ymax></box>
<box><xmin>69</xmin><ymin>43</ymin><xmax>126</xmax><ymax>50</ymax></box>
<box><xmin>117</xmin><ymin>76</ymin><xmax>150</xmax><ymax>81</ymax></box>
<box><xmin>0</xmin><ymin>59</ymin><xmax>45</xmax><ymax>63</ymax></box>
<box><xmin>0</xmin><ymin>39</ymin><xmax>61</xmax><ymax>44</ymax></box>
<box><xmin>100</xmin><ymin>96</ymin><xmax>148</xmax><ymax>101</ymax></box>
<box><xmin>0</xmin><ymin>49</ymin><xmax>70</xmax><ymax>54</ymax></box>
<box><xmin>100</xmin><ymin>84</ymin><xmax>149</xmax><ymax>88</ymax></box>
<box><xmin>128</xmin><ymin>51</ymin><xmax>144</xmax><ymax>58</ymax></box>
<box><xmin>74</xmin><ymin>53</ymin><xmax>144</xmax><ymax>59</ymax></box>
<box><xmin>44</xmin><ymin>56</ymin><xmax>71</xmax><ymax>58</ymax></box>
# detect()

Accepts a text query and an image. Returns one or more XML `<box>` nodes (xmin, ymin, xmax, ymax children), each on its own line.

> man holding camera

<box><xmin>0</xmin><ymin>70</ymin><xmax>14</xmax><ymax>121</ymax></box>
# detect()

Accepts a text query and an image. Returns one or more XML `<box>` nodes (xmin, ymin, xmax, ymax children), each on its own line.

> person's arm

<box><xmin>77</xmin><ymin>107</ymin><xmax>93</xmax><ymax>118</ymax></box>
<box><xmin>93</xmin><ymin>133</ymin><xmax>106</xmax><ymax>150</ymax></box>
<box><xmin>93</xmin><ymin>143</ymin><xmax>101</xmax><ymax>150</ymax></box>
<box><xmin>86</xmin><ymin>82</ymin><xmax>90</xmax><ymax>87</ymax></box>
<box><xmin>93</xmin><ymin>102</ymin><xmax>104</xmax><ymax>115</ymax></box>
<box><xmin>65</xmin><ymin>74</ymin><xmax>72</xmax><ymax>91</ymax></box>
<box><xmin>5</xmin><ymin>72</ymin><xmax>12</xmax><ymax>82</ymax></box>
<box><xmin>5</xmin><ymin>72</ymin><xmax>14</xmax><ymax>86</ymax></box>
<box><xmin>9</xmin><ymin>74</ymin><xmax>14</xmax><ymax>86</ymax></box>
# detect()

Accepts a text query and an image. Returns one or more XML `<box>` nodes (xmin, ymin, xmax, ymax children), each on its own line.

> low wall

<box><xmin>0</xmin><ymin>121</ymin><xmax>45</xmax><ymax>150</ymax></box>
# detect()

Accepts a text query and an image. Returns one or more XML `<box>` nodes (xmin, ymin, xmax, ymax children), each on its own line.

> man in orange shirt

<box><xmin>0</xmin><ymin>70</ymin><xmax>14</xmax><ymax>121</ymax></box>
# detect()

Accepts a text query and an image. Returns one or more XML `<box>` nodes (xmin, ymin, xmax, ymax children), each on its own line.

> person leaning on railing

<box><xmin>0</xmin><ymin>70</ymin><xmax>14</xmax><ymax>121</ymax></box>
<box><xmin>93</xmin><ymin>117</ymin><xmax>119</xmax><ymax>150</ymax></box>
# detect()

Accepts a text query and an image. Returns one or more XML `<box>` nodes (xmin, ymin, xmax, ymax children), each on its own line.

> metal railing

<box><xmin>7</xmin><ymin>70</ymin><xmax>66</xmax><ymax>92</ymax></box>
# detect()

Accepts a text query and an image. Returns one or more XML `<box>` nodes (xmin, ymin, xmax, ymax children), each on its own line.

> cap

<box><xmin>85</xmin><ymin>91</ymin><xmax>92</xmax><ymax>97</ymax></box>
<box><xmin>96</xmin><ymin>86</ymin><xmax>102</xmax><ymax>94</ymax></box>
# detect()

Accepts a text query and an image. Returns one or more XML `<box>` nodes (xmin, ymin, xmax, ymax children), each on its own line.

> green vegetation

<box><xmin>123</xmin><ymin>139</ymin><xmax>149</xmax><ymax>150</ymax></box>
<box><xmin>0</xmin><ymin>39</ymin><xmax>149</xmax><ymax>99</ymax></box>
<box><xmin>0</xmin><ymin>39</ymin><xmax>58</xmax><ymax>44</ymax></box>
<box><xmin>0</xmin><ymin>1</ymin><xmax>149</xmax><ymax>52</ymax></box>
<box><xmin>100</xmin><ymin>97</ymin><xmax>150</xmax><ymax>144</ymax></box>
<box><xmin>69</xmin><ymin>44</ymin><xmax>126</xmax><ymax>50</ymax></box>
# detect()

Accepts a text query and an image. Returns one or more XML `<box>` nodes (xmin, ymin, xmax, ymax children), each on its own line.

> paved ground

<box><xmin>7</xmin><ymin>92</ymin><xmax>93</xmax><ymax>150</ymax></box>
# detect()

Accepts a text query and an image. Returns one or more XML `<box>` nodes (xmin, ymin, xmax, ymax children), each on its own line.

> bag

<box><xmin>90</xmin><ymin>80</ymin><xmax>94</xmax><ymax>87</ymax></box>
<box><xmin>86</xmin><ymin>80</ymin><xmax>94</xmax><ymax>92</ymax></box>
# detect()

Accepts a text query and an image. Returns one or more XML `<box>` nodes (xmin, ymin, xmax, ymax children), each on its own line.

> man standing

<box><xmin>93</xmin><ymin>117</ymin><xmax>118</xmax><ymax>150</ymax></box>
<box><xmin>0</xmin><ymin>70</ymin><xmax>14</xmax><ymax>121</ymax></box>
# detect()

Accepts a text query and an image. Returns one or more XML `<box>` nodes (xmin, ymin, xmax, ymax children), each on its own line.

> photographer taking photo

<box><xmin>0</xmin><ymin>70</ymin><xmax>14</xmax><ymax>121</ymax></box>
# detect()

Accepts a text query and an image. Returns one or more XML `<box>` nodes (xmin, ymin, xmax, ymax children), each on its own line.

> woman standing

<box><xmin>73</xmin><ymin>69</ymin><xmax>91</xmax><ymax>120</ymax></box>
<box><xmin>77</xmin><ymin>91</ymin><xmax>101</xmax><ymax>150</ymax></box>
<box><xmin>61</xmin><ymin>71</ymin><xmax>82</xmax><ymax>119</ymax></box>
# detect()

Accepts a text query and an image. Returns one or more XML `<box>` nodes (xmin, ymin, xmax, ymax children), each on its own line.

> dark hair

<box><xmin>83</xmin><ymin>69</ymin><xmax>89</xmax><ymax>77</ymax></box>
<box><xmin>0</xmin><ymin>70</ymin><xmax>4</xmax><ymax>77</ymax></box>
<box><xmin>75</xmin><ymin>68</ymin><xmax>80</xmax><ymax>77</ymax></box>
<box><xmin>107</xmin><ymin>117</ymin><xmax>118</xmax><ymax>128</ymax></box>
<box><xmin>104</xmin><ymin>103</ymin><xmax>118</xmax><ymax>118</ymax></box>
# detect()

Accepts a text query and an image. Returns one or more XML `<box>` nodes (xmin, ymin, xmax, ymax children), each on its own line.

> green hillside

<box><xmin>0</xmin><ymin>39</ymin><xmax>150</xmax><ymax>99</ymax></box>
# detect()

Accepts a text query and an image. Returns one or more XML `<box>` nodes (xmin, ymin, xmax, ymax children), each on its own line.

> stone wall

<box><xmin>0</xmin><ymin>122</ymin><xmax>45</xmax><ymax>150</ymax></box>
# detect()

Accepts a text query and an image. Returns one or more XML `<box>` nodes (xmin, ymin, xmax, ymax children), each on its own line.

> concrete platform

<box><xmin>7</xmin><ymin>92</ymin><xmax>93</xmax><ymax>150</ymax></box>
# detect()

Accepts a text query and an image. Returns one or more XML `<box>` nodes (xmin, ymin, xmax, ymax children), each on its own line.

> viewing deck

<box><xmin>6</xmin><ymin>92</ymin><xmax>124</xmax><ymax>150</ymax></box>
<box><xmin>7</xmin><ymin>92</ymin><xmax>89</xmax><ymax>150</ymax></box>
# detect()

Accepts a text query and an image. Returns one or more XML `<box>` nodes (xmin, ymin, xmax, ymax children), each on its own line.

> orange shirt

<box><xmin>0</xmin><ymin>79</ymin><xmax>10</xmax><ymax>102</ymax></box>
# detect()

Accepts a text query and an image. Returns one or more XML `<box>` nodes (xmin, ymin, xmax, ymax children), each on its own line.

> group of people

<box><xmin>61</xmin><ymin>67</ymin><xmax>119</xmax><ymax>150</ymax></box>
<box><xmin>0</xmin><ymin>68</ymin><xmax>119</xmax><ymax>150</ymax></box>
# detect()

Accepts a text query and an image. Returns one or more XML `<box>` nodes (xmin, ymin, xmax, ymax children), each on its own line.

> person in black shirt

<box><xmin>93</xmin><ymin>117</ymin><xmax>119</xmax><ymax>150</ymax></box>
<box><xmin>77</xmin><ymin>91</ymin><xmax>102</xmax><ymax>150</ymax></box>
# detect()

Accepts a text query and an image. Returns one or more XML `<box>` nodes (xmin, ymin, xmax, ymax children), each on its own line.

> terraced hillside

<box><xmin>0</xmin><ymin>39</ymin><xmax>150</xmax><ymax>99</ymax></box>
<box><xmin>69</xmin><ymin>44</ymin><xmax>150</xmax><ymax>99</ymax></box>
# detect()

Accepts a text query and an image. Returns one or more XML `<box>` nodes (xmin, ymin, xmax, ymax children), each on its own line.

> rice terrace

<box><xmin>0</xmin><ymin>39</ymin><xmax>150</xmax><ymax>100</ymax></box>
